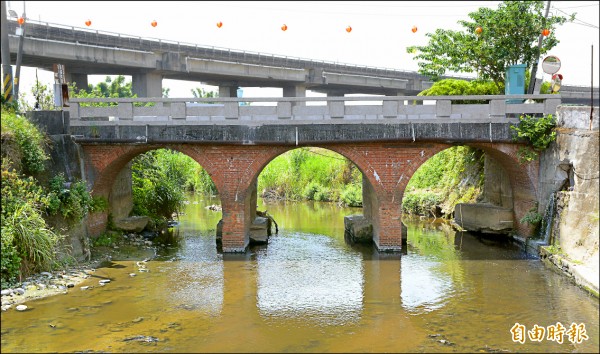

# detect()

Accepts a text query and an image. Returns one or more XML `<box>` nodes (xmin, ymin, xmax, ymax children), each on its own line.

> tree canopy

<box><xmin>407</xmin><ymin>1</ymin><xmax>572</xmax><ymax>84</ymax></box>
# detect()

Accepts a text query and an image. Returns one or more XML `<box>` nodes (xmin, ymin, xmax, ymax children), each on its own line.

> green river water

<box><xmin>1</xmin><ymin>193</ymin><xmax>598</xmax><ymax>353</ymax></box>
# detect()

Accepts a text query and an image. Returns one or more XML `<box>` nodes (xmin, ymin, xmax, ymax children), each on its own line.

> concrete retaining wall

<box><xmin>538</xmin><ymin>105</ymin><xmax>599</xmax><ymax>295</ymax></box>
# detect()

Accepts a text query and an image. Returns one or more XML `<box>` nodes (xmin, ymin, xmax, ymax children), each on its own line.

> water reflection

<box><xmin>156</xmin><ymin>195</ymin><xmax>225</xmax><ymax>315</ymax></box>
<box><xmin>1</xmin><ymin>194</ymin><xmax>598</xmax><ymax>353</ymax></box>
<box><xmin>401</xmin><ymin>218</ymin><xmax>463</xmax><ymax>314</ymax></box>
<box><xmin>256</xmin><ymin>232</ymin><xmax>363</xmax><ymax>326</ymax></box>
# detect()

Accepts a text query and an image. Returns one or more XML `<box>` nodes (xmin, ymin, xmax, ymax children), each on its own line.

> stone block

<box><xmin>454</xmin><ymin>203</ymin><xmax>513</xmax><ymax>234</ymax></box>
<box><xmin>250</xmin><ymin>217</ymin><xmax>269</xmax><ymax>244</ymax></box>
<box><xmin>344</xmin><ymin>215</ymin><xmax>373</xmax><ymax>244</ymax></box>
<box><xmin>114</xmin><ymin>216</ymin><xmax>150</xmax><ymax>233</ymax></box>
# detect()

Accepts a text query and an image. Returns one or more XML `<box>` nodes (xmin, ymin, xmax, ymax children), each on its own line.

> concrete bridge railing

<box><xmin>69</xmin><ymin>94</ymin><xmax>560</xmax><ymax>124</ymax></box>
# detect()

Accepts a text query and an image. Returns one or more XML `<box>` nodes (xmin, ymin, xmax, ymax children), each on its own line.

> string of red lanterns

<box><xmin>79</xmin><ymin>19</ymin><xmax>432</xmax><ymax>35</ymax></box>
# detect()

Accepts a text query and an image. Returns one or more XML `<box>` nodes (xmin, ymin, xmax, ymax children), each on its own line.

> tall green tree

<box><xmin>191</xmin><ymin>87</ymin><xmax>218</xmax><ymax>98</ymax></box>
<box><xmin>74</xmin><ymin>75</ymin><xmax>134</xmax><ymax>98</ymax></box>
<box><xmin>407</xmin><ymin>1</ymin><xmax>572</xmax><ymax>85</ymax></box>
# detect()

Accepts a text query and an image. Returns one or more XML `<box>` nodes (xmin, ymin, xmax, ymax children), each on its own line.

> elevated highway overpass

<box><xmin>7</xmin><ymin>19</ymin><xmax>597</xmax><ymax>105</ymax></box>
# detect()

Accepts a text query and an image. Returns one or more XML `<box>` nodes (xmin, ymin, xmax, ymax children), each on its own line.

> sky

<box><xmin>5</xmin><ymin>1</ymin><xmax>600</xmax><ymax>101</ymax></box>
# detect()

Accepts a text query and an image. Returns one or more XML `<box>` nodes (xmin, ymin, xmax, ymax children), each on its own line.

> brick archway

<box><xmin>81</xmin><ymin>141</ymin><xmax>539</xmax><ymax>252</ymax></box>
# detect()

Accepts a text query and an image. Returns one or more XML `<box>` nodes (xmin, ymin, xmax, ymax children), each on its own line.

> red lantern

<box><xmin>17</xmin><ymin>17</ymin><xmax>25</xmax><ymax>25</ymax></box>
<box><xmin>346</xmin><ymin>26</ymin><xmax>352</xmax><ymax>33</ymax></box>
<box><xmin>281</xmin><ymin>24</ymin><xmax>287</xmax><ymax>31</ymax></box>
<box><xmin>475</xmin><ymin>26</ymin><xmax>482</xmax><ymax>35</ymax></box>
<box><xmin>411</xmin><ymin>25</ymin><xmax>417</xmax><ymax>33</ymax></box>
<box><xmin>542</xmin><ymin>28</ymin><xmax>550</xmax><ymax>36</ymax></box>
<box><xmin>85</xmin><ymin>19</ymin><xmax>92</xmax><ymax>27</ymax></box>
<box><xmin>151</xmin><ymin>20</ymin><xmax>157</xmax><ymax>27</ymax></box>
<box><xmin>216</xmin><ymin>21</ymin><xmax>223</xmax><ymax>28</ymax></box>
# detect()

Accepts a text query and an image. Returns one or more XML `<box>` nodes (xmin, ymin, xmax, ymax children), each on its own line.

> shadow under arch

<box><xmin>400</xmin><ymin>142</ymin><xmax>538</xmax><ymax>242</ymax></box>
<box><xmin>248</xmin><ymin>145</ymin><xmax>381</xmax><ymax>246</ymax></box>
<box><xmin>81</xmin><ymin>144</ymin><xmax>222</xmax><ymax>236</ymax></box>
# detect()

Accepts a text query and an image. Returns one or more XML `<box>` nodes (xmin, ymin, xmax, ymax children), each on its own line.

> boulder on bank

<box><xmin>114</xmin><ymin>216</ymin><xmax>150</xmax><ymax>233</ymax></box>
<box><xmin>454</xmin><ymin>203</ymin><xmax>513</xmax><ymax>234</ymax></box>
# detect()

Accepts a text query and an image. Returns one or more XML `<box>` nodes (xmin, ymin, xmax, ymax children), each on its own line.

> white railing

<box><xmin>69</xmin><ymin>95</ymin><xmax>561</xmax><ymax>125</ymax></box>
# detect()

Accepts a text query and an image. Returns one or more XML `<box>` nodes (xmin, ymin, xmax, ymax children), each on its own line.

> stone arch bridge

<box><xmin>69</xmin><ymin>94</ymin><xmax>558</xmax><ymax>252</ymax></box>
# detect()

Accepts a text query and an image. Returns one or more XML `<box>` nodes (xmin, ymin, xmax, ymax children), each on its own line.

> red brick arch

<box><xmin>81</xmin><ymin>141</ymin><xmax>539</xmax><ymax>251</ymax></box>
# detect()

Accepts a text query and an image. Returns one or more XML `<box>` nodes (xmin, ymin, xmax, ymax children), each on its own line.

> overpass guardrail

<box><xmin>68</xmin><ymin>95</ymin><xmax>561</xmax><ymax>124</ymax></box>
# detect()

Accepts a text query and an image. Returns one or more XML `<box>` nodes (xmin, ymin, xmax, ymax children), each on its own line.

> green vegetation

<box><xmin>131</xmin><ymin>149</ymin><xmax>217</xmax><ymax>222</ymax></box>
<box><xmin>511</xmin><ymin>114</ymin><xmax>557</xmax><ymax>163</ymax></box>
<box><xmin>91</xmin><ymin>231</ymin><xmax>121</xmax><ymax>247</ymax></box>
<box><xmin>258</xmin><ymin>148</ymin><xmax>362</xmax><ymax>206</ymax></box>
<box><xmin>1</xmin><ymin>162</ymin><xmax>63</xmax><ymax>285</ymax></box>
<box><xmin>1</xmin><ymin>108</ymin><xmax>49</xmax><ymax>174</ymax></box>
<box><xmin>1</xmin><ymin>106</ymin><xmax>100</xmax><ymax>287</ymax></box>
<box><xmin>419</xmin><ymin>78</ymin><xmax>502</xmax><ymax>102</ymax></box>
<box><xmin>407</xmin><ymin>1</ymin><xmax>571</xmax><ymax>84</ymax></box>
<box><xmin>46</xmin><ymin>174</ymin><xmax>103</xmax><ymax>223</ymax></box>
<box><xmin>403</xmin><ymin>146</ymin><xmax>484</xmax><ymax>217</ymax></box>
<box><xmin>520</xmin><ymin>204</ymin><xmax>543</xmax><ymax>234</ymax></box>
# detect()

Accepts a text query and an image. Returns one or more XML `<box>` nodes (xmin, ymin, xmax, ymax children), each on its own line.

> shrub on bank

<box><xmin>1</xmin><ymin>108</ymin><xmax>97</xmax><ymax>287</ymax></box>
<box><xmin>1</xmin><ymin>163</ymin><xmax>63</xmax><ymax>287</ymax></box>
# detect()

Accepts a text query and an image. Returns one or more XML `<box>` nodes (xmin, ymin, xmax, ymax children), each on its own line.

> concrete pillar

<box><xmin>219</xmin><ymin>85</ymin><xmax>238</xmax><ymax>98</ymax></box>
<box><xmin>283</xmin><ymin>84</ymin><xmax>306</xmax><ymax>107</ymax></box>
<box><xmin>67</xmin><ymin>73</ymin><xmax>89</xmax><ymax>92</ymax></box>
<box><xmin>132</xmin><ymin>72</ymin><xmax>163</xmax><ymax>98</ymax></box>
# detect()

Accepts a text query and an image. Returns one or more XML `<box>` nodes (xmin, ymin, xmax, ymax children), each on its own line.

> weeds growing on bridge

<box><xmin>511</xmin><ymin>114</ymin><xmax>557</xmax><ymax>163</ymax></box>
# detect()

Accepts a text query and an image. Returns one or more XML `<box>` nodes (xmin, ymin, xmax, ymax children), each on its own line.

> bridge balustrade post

<box><xmin>277</xmin><ymin>101</ymin><xmax>292</xmax><ymax>119</ymax></box>
<box><xmin>383</xmin><ymin>100</ymin><xmax>399</xmax><ymax>118</ymax></box>
<box><xmin>328</xmin><ymin>100</ymin><xmax>344</xmax><ymax>118</ymax></box>
<box><xmin>117</xmin><ymin>102</ymin><xmax>133</xmax><ymax>120</ymax></box>
<box><xmin>224</xmin><ymin>102</ymin><xmax>239</xmax><ymax>119</ymax></box>
<box><xmin>69</xmin><ymin>103</ymin><xmax>80</xmax><ymax>120</ymax></box>
<box><xmin>544</xmin><ymin>98</ymin><xmax>561</xmax><ymax>115</ymax></box>
<box><xmin>490</xmin><ymin>99</ymin><xmax>506</xmax><ymax>119</ymax></box>
<box><xmin>171</xmin><ymin>102</ymin><xmax>186</xmax><ymax>120</ymax></box>
<box><xmin>436</xmin><ymin>100</ymin><xmax>451</xmax><ymax>118</ymax></box>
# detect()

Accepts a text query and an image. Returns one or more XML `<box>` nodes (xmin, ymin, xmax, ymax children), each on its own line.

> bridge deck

<box><xmin>70</xmin><ymin>94</ymin><xmax>560</xmax><ymax>123</ymax></box>
<box><xmin>68</xmin><ymin>95</ymin><xmax>560</xmax><ymax>145</ymax></box>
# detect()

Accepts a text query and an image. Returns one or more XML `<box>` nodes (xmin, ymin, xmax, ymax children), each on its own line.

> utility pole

<box><xmin>1</xmin><ymin>1</ymin><xmax>14</xmax><ymax>103</ymax></box>
<box><xmin>527</xmin><ymin>0</ymin><xmax>551</xmax><ymax>94</ymax></box>
<box><xmin>14</xmin><ymin>1</ymin><xmax>26</xmax><ymax>101</ymax></box>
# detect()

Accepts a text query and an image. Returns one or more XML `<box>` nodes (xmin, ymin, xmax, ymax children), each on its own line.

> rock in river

<box><xmin>16</xmin><ymin>305</ymin><xmax>28</xmax><ymax>311</ymax></box>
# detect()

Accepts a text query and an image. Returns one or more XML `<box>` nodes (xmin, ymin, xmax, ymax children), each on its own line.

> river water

<box><xmin>1</xmin><ymin>194</ymin><xmax>598</xmax><ymax>353</ymax></box>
